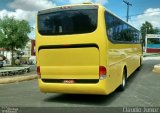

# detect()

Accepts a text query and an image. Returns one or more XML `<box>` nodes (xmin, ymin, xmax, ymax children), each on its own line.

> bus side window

<box><xmin>105</xmin><ymin>11</ymin><xmax>114</xmax><ymax>40</ymax></box>
<box><xmin>105</xmin><ymin>11</ymin><xmax>140</xmax><ymax>44</ymax></box>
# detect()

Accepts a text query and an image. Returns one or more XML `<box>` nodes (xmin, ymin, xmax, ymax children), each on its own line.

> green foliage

<box><xmin>0</xmin><ymin>16</ymin><xmax>32</xmax><ymax>65</ymax></box>
<box><xmin>140</xmin><ymin>21</ymin><xmax>154</xmax><ymax>45</ymax></box>
<box><xmin>153</xmin><ymin>27</ymin><xmax>160</xmax><ymax>34</ymax></box>
<box><xmin>140</xmin><ymin>21</ymin><xmax>160</xmax><ymax>46</ymax></box>
<box><xmin>148</xmin><ymin>38</ymin><xmax>160</xmax><ymax>44</ymax></box>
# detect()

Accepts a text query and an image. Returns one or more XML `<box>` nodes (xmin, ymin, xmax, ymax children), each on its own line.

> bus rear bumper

<box><xmin>38</xmin><ymin>79</ymin><xmax>109</xmax><ymax>95</ymax></box>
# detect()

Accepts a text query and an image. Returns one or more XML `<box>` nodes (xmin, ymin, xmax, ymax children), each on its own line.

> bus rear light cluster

<box><xmin>37</xmin><ymin>66</ymin><xmax>41</xmax><ymax>78</ymax></box>
<box><xmin>99</xmin><ymin>66</ymin><xmax>107</xmax><ymax>79</ymax></box>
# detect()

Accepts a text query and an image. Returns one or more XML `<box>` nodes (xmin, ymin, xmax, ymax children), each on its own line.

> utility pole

<box><xmin>123</xmin><ymin>0</ymin><xmax>132</xmax><ymax>22</ymax></box>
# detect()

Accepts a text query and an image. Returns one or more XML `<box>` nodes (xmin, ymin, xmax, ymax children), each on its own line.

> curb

<box><xmin>0</xmin><ymin>75</ymin><xmax>38</xmax><ymax>84</ymax></box>
<box><xmin>153</xmin><ymin>64</ymin><xmax>160</xmax><ymax>73</ymax></box>
<box><xmin>143</xmin><ymin>57</ymin><xmax>160</xmax><ymax>61</ymax></box>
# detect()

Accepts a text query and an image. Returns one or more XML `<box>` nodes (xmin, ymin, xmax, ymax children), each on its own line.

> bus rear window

<box><xmin>38</xmin><ymin>9</ymin><xmax>97</xmax><ymax>35</ymax></box>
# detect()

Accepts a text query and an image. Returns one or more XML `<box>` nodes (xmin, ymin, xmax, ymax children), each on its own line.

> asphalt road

<box><xmin>0</xmin><ymin>59</ymin><xmax>160</xmax><ymax>108</ymax></box>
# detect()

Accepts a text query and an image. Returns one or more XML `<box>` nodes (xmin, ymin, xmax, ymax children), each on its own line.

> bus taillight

<box><xmin>99</xmin><ymin>66</ymin><xmax>106</xmax><ymax>79</ymax></box>
<box><xmin>37</xmin><ymin>66</ymin><xmax>41</xmax><ymax>78</ymax></box>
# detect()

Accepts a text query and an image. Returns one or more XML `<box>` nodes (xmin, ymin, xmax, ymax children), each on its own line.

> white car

<box><xmin>29</xmin><ymin>56</ymin><xmax>36</xmax><ymax>65</ymax></box>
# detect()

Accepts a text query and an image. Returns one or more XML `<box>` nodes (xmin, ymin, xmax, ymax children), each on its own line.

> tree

<box><xmin>140</xmin><ymin>21</ymin><xmax>160</xmax><ymax>46</ymax></box>
<box><xmin>140</xmin><ymin>21</ymin><xmax>154</xmax><ymax>46</ymax></box>
<box><xmin>153</xmin><ymin>27</ymin><xmax>160</xmax><ymax>34</ymax></box>
<box><xmin>0</xmin><ymin>16</ymin><xmax>31</xmax><ymax>65</ymax></box>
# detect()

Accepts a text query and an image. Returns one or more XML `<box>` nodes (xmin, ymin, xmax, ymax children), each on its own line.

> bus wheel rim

<box><xmin>122</xmin><ymin>75</ymin><xmax>125</xmax><ymax>87</ymax></box>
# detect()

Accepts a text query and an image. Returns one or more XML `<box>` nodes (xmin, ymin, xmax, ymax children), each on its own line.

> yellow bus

<box><xmin>36</xmin><ymin>3</ymin><xmax>142</xmax><ymax>95</ymax></box>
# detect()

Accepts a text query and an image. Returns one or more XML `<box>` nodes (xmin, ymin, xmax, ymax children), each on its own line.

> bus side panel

<box><xmin>124</xmin><ymin>44</ymin><xmax>142</xmax><ymax>77</ymax></box>
<box><xmin>107</xmin><ymin>46</ymin><xmax>125</xmax><ymax>92</ymax></box>
<box><xmin>107</xmin><ymin>62</ymin><xmax>123</xmax><ymax>92</ymax></box>
<box><xmin>107</xmin><ymin>42</ymin><xmax>141</xmax><ymax>92</ymax></box>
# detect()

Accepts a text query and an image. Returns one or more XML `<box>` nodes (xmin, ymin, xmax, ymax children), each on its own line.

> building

<box><xmin>145</xmin><ymin>34</ymin><xmax>160</xmax><ymax>53</ymax></box>
<box><xmin>18</xmin><ymin>39</ymin><xmax>35</xmax><ymax>64</ymax></box>
<box><xmin>0</xmin><ymin>39</ymin><xmax>35</xmax><ymax>65</ymax></box>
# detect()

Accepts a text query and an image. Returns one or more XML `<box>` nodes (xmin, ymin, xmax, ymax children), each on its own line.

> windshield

<box><xmin>38</xmin><ymin>7</ymin><xmax>98</xmax><ymax>35</ymax></box>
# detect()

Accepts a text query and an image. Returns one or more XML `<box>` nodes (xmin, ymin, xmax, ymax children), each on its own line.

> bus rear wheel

<box><xmin>119</xmin><ymin>69</ymin><xmax>127</xmax><ymax>91</ymax></box>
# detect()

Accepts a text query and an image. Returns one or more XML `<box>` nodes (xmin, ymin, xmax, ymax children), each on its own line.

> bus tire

<box><xmin>118</xmin><ymin>68</ymin><xmax>127</xmax><ymax>91</ymax></box>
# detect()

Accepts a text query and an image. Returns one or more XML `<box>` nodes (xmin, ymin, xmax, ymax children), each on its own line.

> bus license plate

<box><xmin>63</xmin><ymin>80</ymin><xmax>75</xmax><ymax>84</ymax></box>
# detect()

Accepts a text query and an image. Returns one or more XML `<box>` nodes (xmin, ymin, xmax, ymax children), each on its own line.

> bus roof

<box><xmin>38</xmin><ymin>3</ymin><xmax>139</xmax><ymax>31</ymax></box>
<box><xmin>38</xmin><ymin>3</ymin><xmax>99</xmax><ymax>15</ymax></box>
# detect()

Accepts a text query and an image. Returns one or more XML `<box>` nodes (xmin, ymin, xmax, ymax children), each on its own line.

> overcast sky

<box><xmin>0</xmin><ymin>0</ymin><xmax>160</xmax><ymax>39</ymax></box>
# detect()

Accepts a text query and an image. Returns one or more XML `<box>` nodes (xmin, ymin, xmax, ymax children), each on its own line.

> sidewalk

<box><xmin>0</xmin><ymin>70</ymin><xmax>38</xmax><ymax>84</ymax></box>
<box><xmin>143</xmin><ymin>53</ymin><xmax>160</xmax><ymax>57</ymax></box>
<box><xmin>143</xmin><ymin>53</ymin><xmax>160</xmax><ymax>73</ymax></box>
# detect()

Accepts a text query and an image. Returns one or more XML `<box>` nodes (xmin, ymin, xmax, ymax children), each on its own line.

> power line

<box><xmin>130</xmin><ymin>11</ymin><xmax>160</xmax><ymax>17</ymax></box>
<box><xmin>121</xmin><ymin>11</ymin><xmax>160</xmax><ymax>18</ymax></box>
